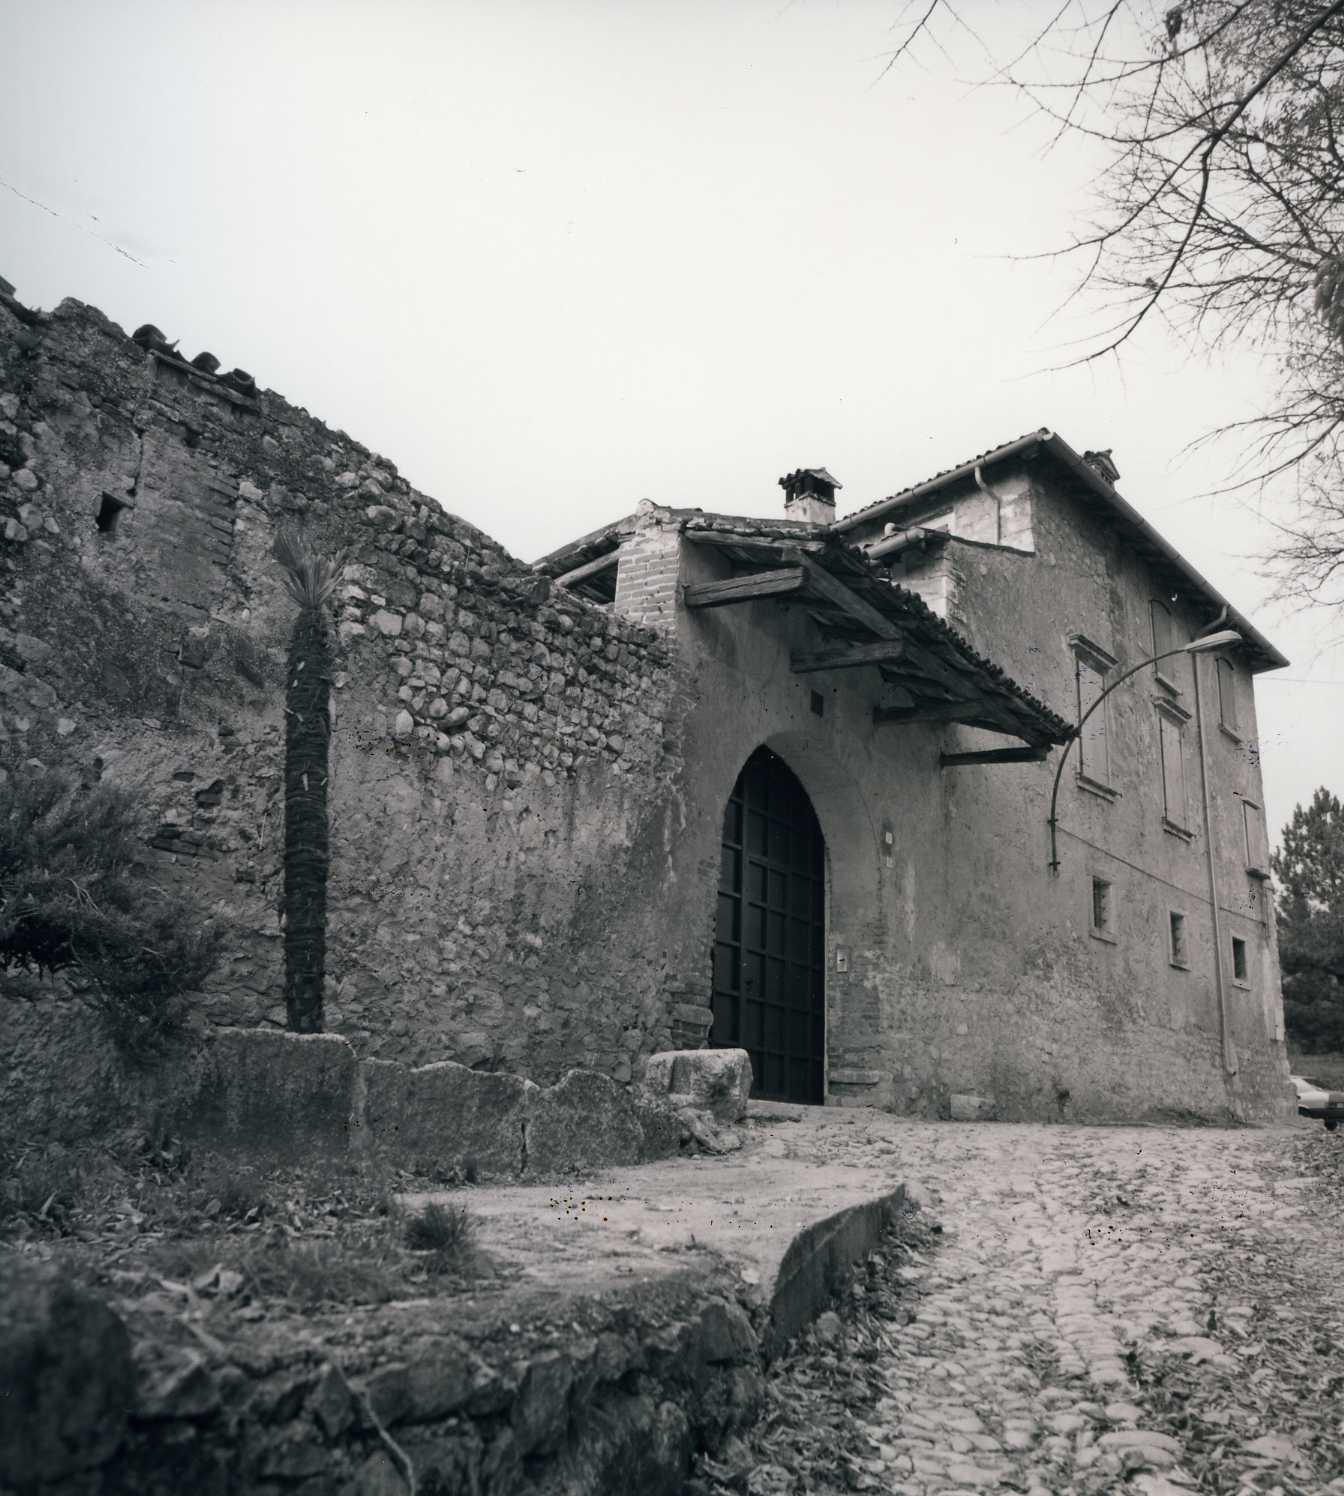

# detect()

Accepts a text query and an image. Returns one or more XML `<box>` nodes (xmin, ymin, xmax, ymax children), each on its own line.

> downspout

<box><xmin>973</xmin><ymin>464</ymin><xmax>1002</xmax><ymax>545</ymax></box>
<box><xmin>1193</xmin><ymin>610</ymin><xmax>1239</xmax><ymax>1097</ymax></box>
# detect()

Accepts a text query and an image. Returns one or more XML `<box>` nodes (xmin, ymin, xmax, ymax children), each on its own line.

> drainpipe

<box><xmin>1193</xmin><ymin>611</ymin><xmax>1238</xmax><ymax>1090</ymax></box>
<box><xmin>973</xmin><ymin>464</ymin><xmax>1002</xmax><ymax>545</ymax></box>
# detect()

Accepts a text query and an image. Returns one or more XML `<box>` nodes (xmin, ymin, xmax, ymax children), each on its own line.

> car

<box><xmin>1291</xmin><ymin>1074</ymin><xmax>1344</xmax><ymax>1131</ymax></box>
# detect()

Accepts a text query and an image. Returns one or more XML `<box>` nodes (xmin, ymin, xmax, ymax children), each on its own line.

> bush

<box><xmin>0</xmin><ymin>765</ymin><xmax>221</xmax><ymax>1055</ymax></box>
<box><xmin>404</xmin><ymin>1200</ymin><xmax>474</xmax><ymax>1273</ymax></box>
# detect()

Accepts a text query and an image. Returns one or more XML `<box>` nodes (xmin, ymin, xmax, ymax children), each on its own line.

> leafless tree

<box><xmin>887</xmin><ymin>0</ymin><xmax>1344</xmax><ymax>605</ymax></box>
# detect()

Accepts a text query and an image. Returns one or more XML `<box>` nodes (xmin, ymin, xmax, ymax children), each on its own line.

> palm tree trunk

<box><xmin>284</xmin><ymin>606</ymin><xmax>332</xmax><ymax>1032</ymax></box>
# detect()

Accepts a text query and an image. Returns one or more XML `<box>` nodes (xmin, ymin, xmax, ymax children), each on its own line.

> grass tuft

<box><xmin>404</xmin><ymin>1200</ymin><xmax>474</xmax><ymax>1273</ymax></box>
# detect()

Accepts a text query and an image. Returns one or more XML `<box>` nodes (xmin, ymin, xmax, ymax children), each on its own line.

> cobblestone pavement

<box><xmin>714</xmin><ymin>1116</ymin><xmax>1344</xmax><ymax>1496</ymax></box>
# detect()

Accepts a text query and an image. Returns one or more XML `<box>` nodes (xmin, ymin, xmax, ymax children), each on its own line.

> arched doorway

<box><xmin>711</xmin><ymin>747</ymin><xmax>825</xmax><ymax>1103</ymax></box>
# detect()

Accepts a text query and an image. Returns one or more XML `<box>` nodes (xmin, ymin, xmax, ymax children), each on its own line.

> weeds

<box><xmin>404</xmin><ymin>1200</ymin><xmax>475</xmax><ymax>1276</ymax></box>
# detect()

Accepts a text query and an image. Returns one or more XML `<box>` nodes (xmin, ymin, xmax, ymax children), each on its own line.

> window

<box><xmin>1216</xmin><ymin>656</ymin><xmax>1240</xmax><ymax>737</ymax></box>
<box><xmin>95</xmin><ymin>492</ymin><xmax>129</xmax><ymax>535</ymax></box>
<box><xmin>1157</xmin><ymin>703</ymin><xmax>1192</xmax><ymax>835</ymax></box>
<box><xmin>1231</xmin><ymin>936</ymin><xmax>1249</xmax><ymax>984</ymax></box>
<box><xmin>1090</xmin><ymin>876</ymin><xmax>1116</xmax><ymax>941</ymax></box>
<box><xmin>1071</xmin><ymin>636</ymin><xmax>1118</xmax><ymax>791</ymax></box>
<box><xmin>1168</xmin><ymin>911</ymin><xmax>1188</xmax><ymax>968</ymax></box>
<box><xmin>1150</xmin><ymin>599</ymin><xmax>1183</xmax><ymax>690</ymax></box>
<box><xmin>1242</xmin><ymin>801</ymin><xmax>1269</xmax><ymax>878</ymax></box>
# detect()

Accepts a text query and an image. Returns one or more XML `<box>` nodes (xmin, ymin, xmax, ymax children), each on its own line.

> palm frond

<box><xmin>273</xmin><ymin>524</ymin><xmax>348</xmax><ymax>611</ymax></box>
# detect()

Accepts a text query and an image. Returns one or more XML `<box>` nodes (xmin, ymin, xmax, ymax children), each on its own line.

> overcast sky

<box><xmin>4</xmin><ymin>0</ymin><xmax>1340</xmax><ymax>842</ymax></box>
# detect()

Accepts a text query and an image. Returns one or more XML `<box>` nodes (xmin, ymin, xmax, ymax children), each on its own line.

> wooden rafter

<box><xmin>683</xmin><ymin>567</ymin><xmax>808</xmax><ymax>609</ymax></box>
<box><xmin>790</xmin><ymin>639</ymin><xmax>908</xmax><ymax>674</ymax></box>
<box><xmin>939</xmin><ymin>746</ymin><xmax>1051</xmax><ymax>767</ymax></box>
<box><xmin>874</xmin><ymin>700</ymin><xmax>990</xmax><ymax>725</ymax></box>
<box><xmin>791</xmin><ymin>557</ymin><xmax>900</xmax><ymax>640</ymax></box>
<box><xmin>554</xmin><ymin>550</ymin><xmax>619</xmax><ymax>590</ymax></box>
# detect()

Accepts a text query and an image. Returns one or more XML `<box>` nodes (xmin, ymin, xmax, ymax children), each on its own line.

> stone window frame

<box><xmin>1168</xmin><ymin>909</ymin><xmax>1189</xmax><ymax>969</ymax></box>
<box><xmin>1230</xmin><ymin>935</ymin><xmax>1251</xmax><ymax>987</ymax></box>
<box><xmin>1070</xmin><ymin>634</ymin><xmax>1120</xmax><ymax>801</ymax></box>
<box><xmin>1089</xmin><ymin>872</ymin><xmax>1118</xmax><ymax>944</ymax></box>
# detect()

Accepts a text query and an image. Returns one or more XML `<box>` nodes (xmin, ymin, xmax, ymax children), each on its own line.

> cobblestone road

<box><xmin>738</xmin><ymin>1116</ymin><xmax>1344</xmax><ymax>1496</ymax></box>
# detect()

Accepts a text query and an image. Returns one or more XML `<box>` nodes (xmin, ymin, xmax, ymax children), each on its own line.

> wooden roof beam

<box><xmin>791</xmin><ymin>639</ymin><xmax>908</xmax><ymax>674</ymax></box>
<box><xmin>940</xmin><ymin>745</ymin><xmax>1050</xmax><ymax>767</ymax></box>
<box><xmin>554</xmin><ymin>550</ymin><xmax>620</xmax><ymax>590</ymax></box>
<box><xmin>683</xmin><ymin>566</ymin><xmax>807</xmax><ymax>609</ymax></box>
<box><xmin>874</xmin><ymin>699</ymin><xmax>988</xmax><ymax>725</ymax></box>
<box><xmin>792</xmin><ymin>557</ymin><xmax>901</xmax><ymax>640</ymax></box>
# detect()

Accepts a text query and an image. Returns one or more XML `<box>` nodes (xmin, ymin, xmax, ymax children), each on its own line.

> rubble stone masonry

<box><xmin>0</xmin><ymin>291</ymin><xmax>690</xmax><ymax>1114</ymax></box>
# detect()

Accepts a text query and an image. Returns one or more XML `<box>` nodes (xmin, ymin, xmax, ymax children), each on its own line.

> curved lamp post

<box><xmin>1047</xmin><ymin>629</ymin><xmax>1243</xmax><ymax>873</ymax></box>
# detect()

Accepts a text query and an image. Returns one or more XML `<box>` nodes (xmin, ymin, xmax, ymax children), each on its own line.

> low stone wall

<box><xmin>178</xmin><ymin>1028</ymin><xmax>684</xmax><ymax>1178</ymax></box>
<box><xmin>1</xmin><ymin>1254</ymin><xmax>767</xmax><ymax>1496</ymax></box>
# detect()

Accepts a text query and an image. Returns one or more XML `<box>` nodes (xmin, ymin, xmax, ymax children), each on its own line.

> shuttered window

<box><xmin>1243</xmin><ymin>800</ymin><xmax>1269</xmax><ymax>876</ymax></box>
<box><xmin>1071</xmin><ymin>636</ymin><xmax>1118</xmax><ymax>789</ymax></box>
<box><xmin>1158</xmin><ymin>708</ymin><xmax>1190</xmax><ymax>832</ymax></box>
<box><xmin>1217</xmin><ymin>656</ymin><xmax>1240</xmax><ymax>735</ymax></box>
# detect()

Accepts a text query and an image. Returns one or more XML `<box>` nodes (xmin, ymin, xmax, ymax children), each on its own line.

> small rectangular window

<box><xmin>1217</xmin><ymin>656</ymin><xmax>1240</xmax><ymax>736</ymax></box>
<box><xmin>1231</xmin><ymin>936</ymin><xmax>1248</xmax><ymax>983</ymax></box>
<box><xmin>1169</xmin><ymin>911</ymin><xmax>1188</xmax><ymax>968</ymax></box>
<box><xmin>1158</xmin><ymin>707</ymin><xmax>1191</xmax><ymax>833</ymax></box>
<box><xmin>95</xmin><ymin>492</ymin><xmax>129</xmax><ymax>535</ymax></box>
<box><xmin>1090</xmin><ymin>876</ymin><xmax>1115</xmax><ymax>940</ymax></box>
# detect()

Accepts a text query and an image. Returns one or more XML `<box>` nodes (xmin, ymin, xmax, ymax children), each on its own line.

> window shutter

<box><xmin>1243</xmin><ymin>801</ymin><xmax>1268</xmax><ymax>874</ymax></box>
<box><xmin>1077</xmin><ymin>659</ymin><xmax>1109</xmax><ymax>783</ymax></box>
<box><xmin>1159</xmin><ymin>713</ymin><xmax>1188</xmax><ymax>828</ymax></box>
<box><xmin>1217</xmin><ymin>657</ymin><xmax>1239</xmax><ymax>733</ymax></box>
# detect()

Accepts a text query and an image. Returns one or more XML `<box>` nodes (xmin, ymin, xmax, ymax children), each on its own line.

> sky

<box><xmin>3</xmin><ymin>0</ymin><xmax>1340</xmax><ymax>843</ymax></box>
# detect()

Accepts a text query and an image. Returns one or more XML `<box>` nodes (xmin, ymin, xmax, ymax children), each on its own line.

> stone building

<box><xmin>0</xmin><ymin>282</ymin><xmax>1294</xmax><ymax>1135</ymax></box>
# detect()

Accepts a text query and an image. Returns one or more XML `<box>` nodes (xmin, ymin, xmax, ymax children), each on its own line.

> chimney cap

<box><xmin>779</xmin><ymin>467</ymin><xmax>842</xmax><ymax>501</ymax></box>
<box><xmin>1082</xmin><ymin>448</ymin><xmax>1120</xmax><ymax>485</ymax></box>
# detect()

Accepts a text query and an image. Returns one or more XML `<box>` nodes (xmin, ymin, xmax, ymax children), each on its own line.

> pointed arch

<box><xmin>711</xmin><ymin>745</ymin><xmax>826</xmax><ymax>1103</ymax></box>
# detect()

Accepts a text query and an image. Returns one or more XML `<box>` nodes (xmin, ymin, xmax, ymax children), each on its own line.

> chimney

<box><xmin>1082</xmin><ymin>449</ymin><xmax>1120</xmax><ymax>485</ymax></box>
<box><xmin>779</xmin><ymin>467</ymin><xmax>841</xmax><ymax>525</ymax></box>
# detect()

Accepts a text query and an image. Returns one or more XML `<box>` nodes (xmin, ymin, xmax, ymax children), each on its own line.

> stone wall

<box><xmin>0</xmin><ymin>289</ymin><xmax>690</xmax><ymax>1086</ymax></box>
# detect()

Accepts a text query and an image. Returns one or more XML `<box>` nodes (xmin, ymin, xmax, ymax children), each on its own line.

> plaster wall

<box><xmin>838</xmin><ymin>468</ymin><xmax>1291</xmax><ymax>1120</ymax></box>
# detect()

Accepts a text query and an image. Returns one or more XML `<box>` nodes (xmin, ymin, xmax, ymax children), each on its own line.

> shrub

<box><xmin>404</xmin><ymin>1199</ymin><xmax>474</xmax><ymax>1273</ymax></box>
<box><xmin>0</xmin><ymin>765</ymin><xmax>221</xmax><ymax>1055</ymax></box>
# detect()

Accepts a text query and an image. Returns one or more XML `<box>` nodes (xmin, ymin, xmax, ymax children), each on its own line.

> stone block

<box><xmin>634</xmin><ymin>1099</ymin><xmax>683</xmax><ymax>1161</ymax></box>
<box><xmin>0</xmin><ymin>1258</ymin><xmax>132</xmax><ymax>1489</ymax></box>
<box><xmin>641</xmin><ymin>1048</ymin><xmax>752</xmax><ymax>1124</ymax></box>
<box><xmin>948</xmin><ymin>1092</ymin><xmax>996</xmax><ymax>1122</ymax></box>
<box><xmin>363</xmin><ymin>1058</ymin><xmax>531</xmax><ymax>1179</ymax></box>
<box><xmin>524</xmin><ymin>1070</ymin><xmax>644</xmax><ymax>1177</ymax></box>
<box><xmin>829</xmin><ymin>1068</ymin><xmax>882</xmax><ymax>1086</ymax></box>
<box><xmin>187</xmin><ymin>1028</ymin><xmax>357</xmax><ymax>1160</ymax></box>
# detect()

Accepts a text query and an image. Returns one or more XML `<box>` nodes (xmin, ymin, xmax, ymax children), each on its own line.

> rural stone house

<box><xmin>0</xmin><ymin>283</ymin><xmax>1294</xmax><ymax>1138</ymax></box>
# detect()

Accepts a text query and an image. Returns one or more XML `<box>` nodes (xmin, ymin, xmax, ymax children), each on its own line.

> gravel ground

<box><xmin>693</xmin><ymin>1118</ymin><xmax>1344</xmax><ymax>1496</ymax></box>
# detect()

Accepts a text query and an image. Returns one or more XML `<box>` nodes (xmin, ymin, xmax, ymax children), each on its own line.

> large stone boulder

<box><xmin>363</xmin><ymin>1059</ymin><xmax>533</xmax><ymax>1179</ymax></box>
<box><xmin>641</xmin><ymin>1049</ymin><xmax>752</xmax><ymax>1124</ymax></box>
<box><xmin>524</xmin><ymin>1070</ymin><xmax>644</xmax><ymax>1177</ymax></box>
<box><xmin>0</xmin><ymin>1257</ymin><xmax>133</xmax><ymax>1488</ymax></box>
<box><xmin>186</xmin><ymin>1028</ymin><xmax>358</xmax><ymax>1160</ymax></box>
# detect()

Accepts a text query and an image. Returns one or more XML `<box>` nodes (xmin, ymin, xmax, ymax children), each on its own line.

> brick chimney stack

<box><xmin>779</xmin><ymin>467</ymin><xmax>841</xmax><ymax>525</ymax></box>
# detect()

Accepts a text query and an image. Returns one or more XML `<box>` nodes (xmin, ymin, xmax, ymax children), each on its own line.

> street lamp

<box><xmin>1046</xmin><ymin>629</ymin><xmax>1242</xmax><ymax>873</ymax></box>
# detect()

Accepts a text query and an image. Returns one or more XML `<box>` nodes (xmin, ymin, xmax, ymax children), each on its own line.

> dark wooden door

<box><xmin>711</xmin><ymin>748</ymin><xmax>825</xmax><ymax>1103</ymax></box>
